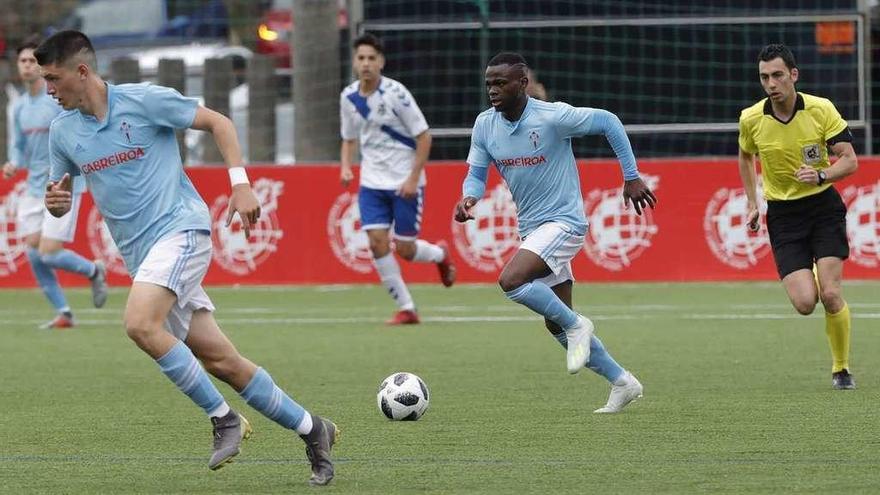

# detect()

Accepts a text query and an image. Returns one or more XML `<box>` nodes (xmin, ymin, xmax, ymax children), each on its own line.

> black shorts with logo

<box><xmin>766</xmin><ymin>186</ymin><xmax>849</xmax><ymax>279</ymax></box>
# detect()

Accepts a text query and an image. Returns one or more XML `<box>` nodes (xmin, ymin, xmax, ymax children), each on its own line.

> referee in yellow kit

<box><xmin>737</xmin><ymin>43</ymin><xmax>858</xmax><ymax>390</ymax></box>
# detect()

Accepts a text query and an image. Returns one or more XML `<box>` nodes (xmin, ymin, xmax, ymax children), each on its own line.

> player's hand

<box><xmin>45</xmin><ymin>173</ymin><xmax>73</xmax><ymax>217</ymax></box>
<box><xmin>340</xmin><ymin>166</ymin><xmax>354</xmax><ymax>187</ymax></box>
<box><xmin>397</xmin><ymin>176</ymin><xmax>419</xmax><ymax>200</ymax></box>
<box><xmin>622</xmin><ymin>178</ymin><xmax>657</xmax><ymax>215</ymax></box>
<box><xmin>746</xmin><ymin>202</ymin><xmax>760</xmax><ymax>232</ymax></box>
<box><xmin>227</xmin><ymin>184</ymin><xmax>261</xmax><ymax>239</ymax></box>
<box><xmin>454</xmin><ymin>196</ymin><xmax>479</xmax><ymax>223</ymax></box>
<box><xmin>795</xmin><ymin>164</ymin><xmax>820</xmax><ymax>184</ymax></box>
<box><xmin>2</xmin><ymin>162</ymin><xmax>15</xmax><ymax>179</ymax></box>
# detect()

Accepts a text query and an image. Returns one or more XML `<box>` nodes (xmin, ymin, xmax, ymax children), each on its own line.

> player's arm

<box><xmin>560</xmin><ymin>105</ymin><xmax>656</xmax><ymax>214</ymax></box>
<box><xmin>737</xmin><ymin>147</ymin><xmax>760</xmax><ymax>231</ymax></box>
<box><xmin>340</xmin><ymin>139</ymin><xmax>357</xmax><ymax>187</ymax></box>
<box><xmin>399</xmin><ymin>130</ymin><xmax>431</xmax><ymax>199</ymax></box>
<box><xmin>455</xmin><ymin>116</ymin><xmax>490</xmax><ymax>223</ymax></box>
<box><xmin>45</xmin><ymin>129</ymin><xmax>77</xmax><ymax>218</ymax></box>
<box><xmin>190</xmin><ymin>106</ymin><xmax>260</xmax><ymax>238</ymax></box>
<box><xmin>3</xmin><ymin>105</ymin><xmax>24</xmax><ymax>179</ymax></box>
<box><xmin>454</xmin><ymin>165</ymin><xmax>487</xmax><ymax>222</ymax></box>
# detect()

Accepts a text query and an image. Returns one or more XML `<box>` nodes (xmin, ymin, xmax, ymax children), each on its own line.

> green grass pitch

<box><xmin>1</xmin><ymin>282</ymin><xmax>879</xmax><ymax>494</ymax></box>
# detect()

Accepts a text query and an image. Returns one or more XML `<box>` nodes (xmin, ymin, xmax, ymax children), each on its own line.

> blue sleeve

<box><xmin>48</xmin><ymin>126</ymin><xmax>79</xmax><ymax>182</ymax></box>
<box><xmin>9</xmin><ymin>102</ymin><xmax>24</xmax><ymax>166</ymax></box>
<box><xmin>466</xmin><ymin>116</ymin><xmax>492</xmax><ymax>169</ymax></box>
<box><xmin>556</xmin><ymin>104</ymin><xmax>639</xmax><ymax>181</ymax></box>
<box><xmin>142</xmin><ymin>85</ymin><xmax>199</xmax><ymax>129</ymax></box>
<box><xmin>462</xmin><ymin>165</ymin><xmax>488</xmax><ymax>199</ymax></box>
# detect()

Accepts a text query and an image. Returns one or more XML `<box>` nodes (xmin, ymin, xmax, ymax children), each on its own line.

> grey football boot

<box><xmin>89</xmin><ymin>260</ymin><xmax>108</xmax><ymax>308</ymax></box>
<box><xmin>299</xmin><ymin>416</ymin><xmax>338</xmax><ymax>486</ymax></box>
<box><xmin>209</xmin><ymin>410</ymin><xmax>253</xmax><ymax>470</ymax></box>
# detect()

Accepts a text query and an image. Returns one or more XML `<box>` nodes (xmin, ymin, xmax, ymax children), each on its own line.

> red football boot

<box><xmin>386</xmin><ymin>310</ymin><xmax>420</xmax><ymax>325</ymax></box>
<box><xmin>41</xmin><ymin>313</ymin><xmax>75</xmax><ymax>330</ymax></box>
<box><xmin>435</xmin><ymin>240</ymin><xmax>456</xmax><ymax>288</ymax></box>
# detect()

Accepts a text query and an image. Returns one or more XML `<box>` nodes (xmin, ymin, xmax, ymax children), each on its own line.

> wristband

<box><xmin>228</xmin><ymin>166</ymin><xmax>249</xmax><ymax>186</ymax></box>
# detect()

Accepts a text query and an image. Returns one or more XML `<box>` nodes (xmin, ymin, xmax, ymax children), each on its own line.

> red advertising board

<box><xmin>1</xmin><ymin>158</ymin><xmax>878</xmax><ymax>287</ymax></box>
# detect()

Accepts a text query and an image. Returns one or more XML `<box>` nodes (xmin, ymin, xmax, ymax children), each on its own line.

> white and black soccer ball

<box><xmin>376</xmin><ymin>372</ymin><xmax>430</xmax><ymax>421</ymax></box>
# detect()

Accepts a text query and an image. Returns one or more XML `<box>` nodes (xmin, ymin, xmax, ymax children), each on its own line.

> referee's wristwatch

<box><xmin>817</xmin><ymin>170</ymin><xmax>827</xmax><ymax>186</ymax></box>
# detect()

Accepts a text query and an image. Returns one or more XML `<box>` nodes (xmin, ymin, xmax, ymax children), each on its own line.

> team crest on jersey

<box><xmin>0</xmin><ymin>182</ymin><xmax>30</xmax><ymax>276</ymax></box>
<box><xmin>451</xmin><ymin>183</ymin><xmax>520</xmax><ymax>272</ymax></box>
<box><xmin>801</xmin><ymin>143</ymin><xmax>821</xmax><ymax>165</ymax></box>
<box><xmin>703</xmin><ymin>184</ymin><xmax>770</xmax><ymax>269</ymax></box>
<box><xmin>120</xmin><ymin>121</ymin><xmax>132</xmax><ymax>144</ymax></box>
<box><xmin>86</xmin><ymin>207</ymin><xmax>128</xmax><ymax>275</ymax></box>
<box><xmin>377</xmin><ymin>103</ymin><xmax>386</xmax><ymax>115</ymax></box>
<box><xmin>841</xmin><ymin>181</ymin><xmax>880</xmax><ymax>268</ymax></box>
<box><xmin>211</xmin><ymin>178</ymin><xmax>284</xmax><ymax>276</ymax></box>
<box><xmin>529</xmin><ymin>130</ymin><xmax>539</xmax><ymax>150</ymax></box>
<box><xmin>582</xmin><ymin>175</ymin><xmax>660</xmax><ymax>271</ymax></box>
<box><xmin>327</xmin><ymin>191</ymin><xmax>373</xmax><ymax>273</ymax></box>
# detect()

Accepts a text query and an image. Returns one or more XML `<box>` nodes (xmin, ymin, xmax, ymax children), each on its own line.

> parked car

<box><xmin>255</xmin><ymin>0</ymin><xmax>347</xmax><ymax>68</ymax></box>
<box><xmin>50</xmin><ymin>0</ymin><xmax>228</xmax><ymax>48</ymax></box>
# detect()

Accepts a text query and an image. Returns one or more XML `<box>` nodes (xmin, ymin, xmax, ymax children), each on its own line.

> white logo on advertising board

<box><xmin>211</xmin><ymin>178</ymin><xmax>284</xmax><ymax>275</ymax></box>
<box><xmin>842</xmin><ymin>181</ymin><xmax>880</xmax><ymax>268</ymax></box>
<box><xmin>0</xmin><ymin>182</ymin><xmax>28</xmax><ymax>276</ymax></box>
<box><xmin>327</xmin><ymin>191</ymin><xmax>373</xmax><ymax>273</ymax></box>
<box><xmin>451</xmin><ymin>184</ymin><xmax>520</xmax><ymax>272</ymax></box>
<box><xmin>582</xmin><ymin>175</ymin><xmax>659</xmax><ymax>271</ymax></box>
<box><xmin>703</xmin><ymin>186</ymin><xmax>770</xmax><ymax>269</ymax></box>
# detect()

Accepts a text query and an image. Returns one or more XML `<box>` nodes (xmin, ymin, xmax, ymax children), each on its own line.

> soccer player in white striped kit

<box><xmin>340</xmin><ymin>33</ymin><xmax>456</xmax><ymax>325</ymax></box>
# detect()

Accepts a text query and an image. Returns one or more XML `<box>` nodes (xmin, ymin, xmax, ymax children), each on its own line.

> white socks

<box><xmin>296</xmin><ymin>411</ymin><xmax>313</xmax><ymax>435</ymax></box>
<box><xmin>373</xmin><ymin>253</ymin><xmax>415</xmax><ymax>311</ymax></box>
<box><xmin>208</xmin><ymin>402</ymin><xmax>231</xmax><ymax>419</ymax></box>
<box><xmin>412</xmin><ymin>240</ymin><xmax>445</xmax><ymax>263</ymax></box>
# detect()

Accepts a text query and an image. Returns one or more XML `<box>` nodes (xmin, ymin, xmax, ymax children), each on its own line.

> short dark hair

<box><xmin>16</xmin><ymin>34</ymin><xmax>42</xmax><ymax>56</ymax></box>
<box><xmin>34</xmin><ymin>30</ymin><xmax>95</xmax><ymax>67</ymax></box>
<box><xmin>487</xmin><ymin>52</ymin><xmax>529</xmax><ymax>69</ymax></box>
<box><xmin>758</xmin><ymin>44</ymin><xmax>797</xmax><ymax>70</ymax></box>
<box><xmin>353</xmin><ymin>33</ymin><xmax>383</xmax><ymax>54</ymax></box>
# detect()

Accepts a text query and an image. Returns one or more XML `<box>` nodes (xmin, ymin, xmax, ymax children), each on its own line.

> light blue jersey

<box><xmin>466</xmin><ymin>97</ymin><xmax>639</xmax><ymax>238</ymax></box>
<box><xmin>10</xmin><ymin>88</ymin><xmax>84</xmax><ymax>197</ymax></box>
<box><xmin>49</xmin><ymin>83</ymin><xmax>209</xmax><ymax>276</ymax></box>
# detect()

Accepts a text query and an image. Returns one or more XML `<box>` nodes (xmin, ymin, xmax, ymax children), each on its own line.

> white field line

<box><xmin>15</xmin><ymin>312</ymin><xmax>880</xmax><ymax>327</ymax></box>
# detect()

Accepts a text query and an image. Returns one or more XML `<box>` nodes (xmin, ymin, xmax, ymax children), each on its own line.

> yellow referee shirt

<box><xmin>738</xmin><ymin>92</ymin><xmax>851</xmax><ymax>201</ymax></box>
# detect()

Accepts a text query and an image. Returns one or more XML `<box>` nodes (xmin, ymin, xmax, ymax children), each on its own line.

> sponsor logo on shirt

<box><xmin>496</xmin><ymin>155</ymin><xmax>547</xmax><ymax>168</ymax></box>
<box><xmin>80</xmin><ymin>148</ymin><xmax>145</xmax><ymax>175</ymax></box>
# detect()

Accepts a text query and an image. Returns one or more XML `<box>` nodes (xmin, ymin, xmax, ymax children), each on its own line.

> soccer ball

<box><xmin>376</xmin><ymin>372</ymin><xmax>430</xmax><ymax>421</ymax></box>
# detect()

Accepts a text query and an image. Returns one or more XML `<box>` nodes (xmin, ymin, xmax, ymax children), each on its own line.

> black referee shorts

<box><xmin>766</xmin><ymin>186</ymin><xmax>849</xmax><ymax>279</ymax></box>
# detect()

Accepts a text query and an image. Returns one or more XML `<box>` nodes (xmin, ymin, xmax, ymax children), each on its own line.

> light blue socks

<box><xmin>156</xmin><ymin>341</ymin><xmax>226</xmax><ymax>415</ymax></box>
<box><xmin>240</xmin><ymin>367</ymin><xmax>308</xmax><ymax>430</ymax></box>
<box><xmin>40</xmin><ymin>249</ymin><xmax>96</xmax><ymax>278</ymax></box>
<box><xmin>505</xmin><ymin>281</ymin><xmax>579</xmax><ymax>329</ymax></box>
<box><xmin>27</xmin><ymin>248</ymin><xmax>69</xmax><ymax>313</ymax></box>
<box><xmin>553</xmin><ymin>332</ymin><xmax>625</xmax><ymax>383</ymax></box>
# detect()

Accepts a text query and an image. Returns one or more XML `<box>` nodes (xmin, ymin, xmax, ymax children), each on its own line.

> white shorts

<box><xmin>17</xmin><ymin>193</ymin><xmax>83</xmax><ymax>242</ymax></box>
<box><xmin>133</xmin><ymin>230</ymin><xmax>215</xmax><ymax>340</ymax></box>
<box><xmin>519</xmin><ymin>222</ymin><xmax>585</xmax><ymax>287</ymax></box>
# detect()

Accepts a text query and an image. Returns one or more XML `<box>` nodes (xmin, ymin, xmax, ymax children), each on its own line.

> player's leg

<box><xmin>499</xmin><ymin>222</ymin><xmax>591</xmax><ymax>373</ymax></box>
<box><xmin>544</xmin><ymin>279</ymin><xmax>642</xmax><ymax>413</ymax></box>
<box><xmin>37</xmin><ymin>192</ymin><xmax>107</xmax><ymax>308</ymax></box>
<box><xmin>812</xmin><ymin>188</ymin><xmax>853</xmax><ymax>388</ymax></box>
<box><xmin>18</xmin><ymin>194</ymin><xmax>72</xmax><ymax>327</ymax></box>
<box><xmin>185</xmin><ymin>308</ymin><xmax>337</xmax><ymax>483</ymax></box>
<box><xmin>126</xmin><ymin>232</ymin><xmax>234</xmax><ymax>463</ymax></box>
<box><xmin>391</xmin><ymin>186</ymin><xmax>456</xmax><ymax>287</ymax></box>
<box><xmin>360</xmin><ymin>187</ymin><xmax>418</xmax><ymax>324</ymax></box>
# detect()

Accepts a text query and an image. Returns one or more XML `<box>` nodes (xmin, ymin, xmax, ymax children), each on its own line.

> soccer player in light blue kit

<box><xmin>455</xmin><ymin>53</ymin><xmax>657</xmax><ymax>413</ymax></box>
<box><xmin>2</xmin><ymin>36</ymin><xmax>107</xmax><ymax>329</ymax></box>
<box><xmin>38</xmin><ymin>31</ymin><xmax>337</xmax><ymax>485</ymax></box>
